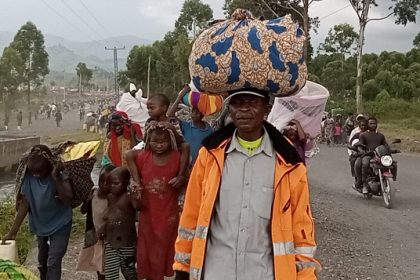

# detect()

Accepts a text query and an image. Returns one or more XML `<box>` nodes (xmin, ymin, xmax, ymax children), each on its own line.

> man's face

<box><xmin>228</xmin><ymin>95</ymin><xmax>269</xmax><ymax>134</ymax></box>
<box><xmin>359</xmin><ymin>121</ymin><xmax>368</xmax><ymax>132</ymax></box>
<box><xmin>368</xmin><ymin>119</ymin><xmax>377</xmax><ymax>131</ymax></box>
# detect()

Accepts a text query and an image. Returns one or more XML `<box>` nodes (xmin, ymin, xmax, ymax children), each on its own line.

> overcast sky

<box><xmin>0</xmin><ymin>0</ymin><xmax>418</xmax><ymax>54</ymax></box>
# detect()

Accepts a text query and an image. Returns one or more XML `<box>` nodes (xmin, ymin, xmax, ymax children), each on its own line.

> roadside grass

<box><xmin>0</xmin><ymin>198</ymin><xmax>33</xmax><ymax>264</ymax></box>
<box><xmin>1</xmin><ymin>130</ymin><xmax>105</xmax><ymax>263</ymax></box>
<box><xmin>379</xmin><ymin>118</ymin><xmax>420</xmax><ymax>153</ymax></box>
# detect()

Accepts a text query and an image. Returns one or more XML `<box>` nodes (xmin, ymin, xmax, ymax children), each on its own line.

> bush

<box><xmin>365</xmin><ymin>98</ymin><xmax>413</xmax><ymax>119</ymax></box>
<box><xmin>0</xmin><ymin>198</ymin><xmax>34</xmax><ymax>263</ymax></box>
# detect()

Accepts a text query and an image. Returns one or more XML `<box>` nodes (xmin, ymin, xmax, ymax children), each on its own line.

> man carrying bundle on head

<box><xmin>174</xmin><ymin>8</ymin><xmax>320</xmax><ymax>280</ymax></box>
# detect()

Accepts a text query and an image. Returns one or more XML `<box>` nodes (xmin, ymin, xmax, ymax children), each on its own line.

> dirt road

<box><xmin>15</xmin><ymin>120</ymin><xmax>420</xmax><ymax>279</ymax></box>
<box><xmin>310</xmin><ymin>145</ymin><xmax>420</xmax><ymax>280</ymax></box>
<box><xmin>0</xmin><ymin>108</ymin><xmax>85</xmax><ymax>142</ymax></box>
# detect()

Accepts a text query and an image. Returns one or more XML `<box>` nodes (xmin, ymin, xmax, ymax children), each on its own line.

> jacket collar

<box><xmin>202</xmin><ymin>121</ymin><xmax>303</xmax><ymax>165</ymax></box>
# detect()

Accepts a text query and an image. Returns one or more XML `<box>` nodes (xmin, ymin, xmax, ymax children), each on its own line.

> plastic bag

<box><xmin>268</xmin><ymin>81</ymin><xmax>329</xmax><ymax>139</ymax></box>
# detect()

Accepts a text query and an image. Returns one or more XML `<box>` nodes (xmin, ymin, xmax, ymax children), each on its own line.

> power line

<box><xmin>60</xmin><ymin>0</ymin><xmax>107</xmax><ymax>42</ymax></box>
<box><xmin>39</xmin><ymin>0</ymin><xmax>104</xmax><ymax>47</ymax></box>
<box><xmin>320</xmin><ymin>4</ymin><xmax>351</xmax><ymax>20</ymax></box>
<box><xmin>79</xmin><ymin>0</ymin><xmax>123</xmax><ymax>46</ymax></box>
<box><xmin>39</xmin><ymin>0</ymin><xmax>88</xmax><ymax>37</ymax></box>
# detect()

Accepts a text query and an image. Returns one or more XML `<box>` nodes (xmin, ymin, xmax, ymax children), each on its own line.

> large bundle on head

<box><xmin>267</xmin><ymin>81</ymin><xmax>330</xmax><ymax>139</ymax></box>
<box><xmin>189</xmin><ymin>9</ymin><xmax>307</xmax><ymax>96</ymax></box>
<box><xmin>181</xmin><ymin>90</ymin><xmax>223</xmax><ymax>116</ymax></box>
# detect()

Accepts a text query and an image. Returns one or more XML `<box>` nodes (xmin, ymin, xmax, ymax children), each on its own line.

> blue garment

<box><xmin>21</xmin><ymin>173</ymin><xmax>72</xmax><ymax>236</ymax></box>
<box><xmin>181</xmin><ymin>121</ymin><xmax>213</xmax><ymax>164</ymax></box>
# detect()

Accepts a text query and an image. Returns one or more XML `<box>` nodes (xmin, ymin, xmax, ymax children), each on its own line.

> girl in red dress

<box><xmin>127</xmin><ymin>121</ymin><xmax>182</xmax><ymax>280</ymax></box>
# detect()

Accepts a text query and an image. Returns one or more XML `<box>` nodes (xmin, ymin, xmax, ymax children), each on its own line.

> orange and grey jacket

<box><xmin>174</xmin><ymin>122</ymin><xmax>320</xmax><ymax>280</ymax></box>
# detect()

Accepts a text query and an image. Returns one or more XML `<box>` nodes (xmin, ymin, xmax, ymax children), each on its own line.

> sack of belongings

<box><xmin>189</xmin><ymin>9</ymin><xmax>307</xmax><ymax>97</ymax></box>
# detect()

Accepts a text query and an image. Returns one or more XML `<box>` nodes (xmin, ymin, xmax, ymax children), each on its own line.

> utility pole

<box><xmin>105</xmin><ymin>46</ymin><xmax>125</xmax><ymax>103</ymax></box>
<box><xmin>147</xmin><ymin>56</ymin><xmax>151</xmax><ymax>99</ymax></box>
<box><xmin>63</xmin><ymin>70</ymin><xmax>66</xmax><ymax>102</ymax></box>
<box><xmin>79</xmin><ymin>72</ymin><xmax>82</xmax><ymax>98</ymax></box>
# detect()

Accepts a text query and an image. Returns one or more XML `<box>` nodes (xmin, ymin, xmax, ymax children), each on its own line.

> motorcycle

<box><xmin>349</xmin><ymin>140</ymin><xmax>400</xmax><ymax>209</ymax></box>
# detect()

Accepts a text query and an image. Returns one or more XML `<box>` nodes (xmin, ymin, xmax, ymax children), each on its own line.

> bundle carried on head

<box><xmin>189</xmin><ymin>8</ymin><xmax>307</xmax><ymax>97</ymax></box>
<box><xmin>181</xmin><ymin>89</ymin><xmax>223</xmax><ymax>116</ymax></box>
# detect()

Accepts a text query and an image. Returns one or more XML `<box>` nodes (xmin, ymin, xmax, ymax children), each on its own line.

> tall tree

<box><xmin>349</xmin><ymin>0</ymin><xmax>420</xmax><ymax>113</ymax></box>
<box><xmin>10</xmin><ymin>22</ymin><xmax>49</xmax><ymax>104</ymax></box>
<box><xmin>414</xmin><ymin>32</ymin><xmax>420</xmax><ymax>48</ymax></box>
<box><xmin>175</xmin><ymin>0</ymin><xmax>214</xmax><ymax>38</ymax></box>
<box><xmin>75</xmin><ymin>62</ymin><xmax>93</xmax><ymax>93</ymax></box>
<box><xmin>0</xmin><ymin>47</ymin><xmax>24</xmax><ymax>106</ymax></box>
<box><xmin>318</xmin><ymin>23</ymin><xmax>358</xmax><ymax>95</ymax></box>
<box><xmin>319</xmin><ymin>24</ymin><xmax>358</xmax><ymax>57</ymax></box>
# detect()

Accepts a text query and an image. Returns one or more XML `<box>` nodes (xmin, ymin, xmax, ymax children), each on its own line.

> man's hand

<box><xmin>168</xmin><ymin>176</ymin><xmax>186</xmax><ymax>189</ymax></box>
<box><xmin>52</xmin><ymin>161</ymin><xmax>65</xmax><ymax>176</ymax></box>
<box><xmin>1</xmin><ymin>232</ymin><xmax>17</xmax><ymax>245</ymax></box>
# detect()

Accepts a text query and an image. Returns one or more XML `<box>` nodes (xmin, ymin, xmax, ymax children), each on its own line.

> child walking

<box><xmin>127</xmin><ymin>121</ymin><xmax>182</xmax><ymax>280</ymax></box>
<box><xmin>101</xmin><ymin>167</ymin><xmax>137</xmax><ymax>280</ymax></box>
<box><xmin>77</xmin><ymin>165</ymin><xmax>116</xmax><ymax>280</ymax></box>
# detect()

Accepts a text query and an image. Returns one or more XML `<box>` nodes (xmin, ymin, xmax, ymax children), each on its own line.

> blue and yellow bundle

<box><xmin>189</xmin><ymin>9</ymin><xmax>307</xmax><ymax>97</ymax></box>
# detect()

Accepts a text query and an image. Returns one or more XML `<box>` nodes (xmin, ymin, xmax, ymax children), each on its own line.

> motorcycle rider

<box><xmin>348</xmin><ymin>118</ymin><xmax>368</xmax><ymax>180</ymax></box>
<box><xmin>354</xmin><ymin>117</ymin><xmax>389</xmax><ymax>194</ymax></box>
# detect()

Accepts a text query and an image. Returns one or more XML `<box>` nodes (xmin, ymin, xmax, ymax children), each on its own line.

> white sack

<box><xmin>116</xmin><ymin>92</ymin><xmax>149</xmax><ymax>131</ymax></box>
<box><xmin>267</xmin><ymin>81</ymin><xmax>329</xmax><ymax>139</ymax></box>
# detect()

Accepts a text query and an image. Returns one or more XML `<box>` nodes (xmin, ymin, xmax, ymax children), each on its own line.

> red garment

<box><xmin>136</xmin><ymin>149</ymin><xmax>180</xmax><ymax>280</ymax></box>
<box><xmin>109</xmin><ymin>111</ymin><xmax>142</xmax><ymax>166</ymax></box>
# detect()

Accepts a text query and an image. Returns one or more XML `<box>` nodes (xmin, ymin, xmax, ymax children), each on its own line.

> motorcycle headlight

<box><xmin>381</xmin><ymin>155</ymin><xmax>393</xmax><ymax>167</ymax></box>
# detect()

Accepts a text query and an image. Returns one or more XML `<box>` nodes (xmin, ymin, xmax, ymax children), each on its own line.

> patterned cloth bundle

<box><xmin>189</xmin><ymin>9</ymin><xmax>307</xmax><ymax>97</ymax></box>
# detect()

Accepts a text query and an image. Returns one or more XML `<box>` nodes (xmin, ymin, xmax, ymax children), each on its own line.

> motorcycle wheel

<box><xmin>381</xmin><ymin>177</ymin><xmax>393</xmax><ymax>209</ymax></box>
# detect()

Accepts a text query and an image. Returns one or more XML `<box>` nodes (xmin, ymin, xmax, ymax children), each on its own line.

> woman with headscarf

<box><xmin>102</xmin><ymin>111</ymin><xmax>143</xmax><ymax>167</ymax></box>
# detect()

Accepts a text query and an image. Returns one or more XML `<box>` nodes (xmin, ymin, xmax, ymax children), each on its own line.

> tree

<box><xmin>0</xmin><ymin>47</ymin><xmax>24</xmax><ymax>107</ymax></box>
<box><xmin>348</xmin><ymin>0</ymin><xmax>420</xmax><ymax>113</ymax></box>
<box><xmin>413</xmin><ymin>32</ymin><xmax>420</xmax><ymax>48</ymax></box>
<box><xmin>175</xmin><ymin>0</ymin><xmax>213</xmax><ymax>38</ymax></box>
<box><xmin>362</xmin><ymin>79</ymin><xmax>380</xmax><ymax>100</ymax></box>
<box><xmin>75</xmin><ymin>62</ymin><xmax>93</xmax><ymax>94</ymax></box>
<box><xmin>10</xmin><ymin>22</ymin><xmax>49</xmax><ymax>104</ymax></box>
<box><xmin>319</xmin><ymin>24</ymin><xmax>358</xmax><ymax>57</ymax></box>
<box><xmin>173</xmin><ymin>33</ymin><xmax>193</xmax><ymax>86</ymax></box>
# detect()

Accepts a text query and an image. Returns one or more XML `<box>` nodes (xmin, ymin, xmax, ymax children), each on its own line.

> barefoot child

<box><xmin>101</xmin><ymin>167</ymin><xmax>137</xmax><ymax>280</ymax></box>
<box><xmin>77</xmin><ymin>164</ymin><xmax>116</xmax><ymax>280</ymax></box>
<box><xmin>127</xmin><ymin>121</ymin><xmax>182</xmax><ymax>280</ymax></box>
<box><xmin>145</xmin><ymin>94</ymin><xmax>189</xmax><ymax>189</ymax></box>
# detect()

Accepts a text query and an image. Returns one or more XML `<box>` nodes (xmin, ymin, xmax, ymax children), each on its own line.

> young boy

<box><xmin>101</xmin><ymin>167</ymin><xmax>137</xmax><ymax>280</ymax></box>
<box><xmin>167</xmin><ymin>86</ymin><xmax>214</xmax><ymax>165</ymax></box>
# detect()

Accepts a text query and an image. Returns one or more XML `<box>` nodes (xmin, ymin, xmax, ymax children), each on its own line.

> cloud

<box><xmin>310</xmin><ymin>0</ymin><xmax>418</xmax><ymax>53</ymax></box>
<box><xmin>136</xmin><ymin>0</ymin><xmax>183</xmax><ymax>29</ymax></box>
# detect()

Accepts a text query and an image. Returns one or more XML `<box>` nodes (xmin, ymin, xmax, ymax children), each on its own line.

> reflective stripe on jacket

<box><xmin>174</xmin><ymin>122</ymin><xmax>321</xmax><ymax>280</ymax></box>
